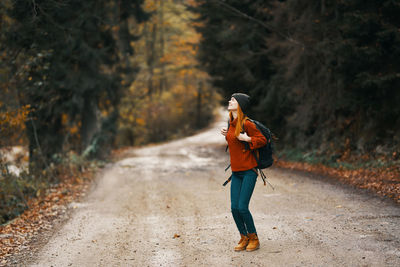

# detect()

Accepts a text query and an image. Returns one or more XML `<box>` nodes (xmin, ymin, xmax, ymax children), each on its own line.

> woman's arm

<box><xmin>239</xmin><ymin>120</ymin><xmax>267</xmax><ymax>149</ymax></box>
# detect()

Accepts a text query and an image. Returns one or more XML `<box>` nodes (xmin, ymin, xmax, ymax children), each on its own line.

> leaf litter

<box><xmin>0</xmin><ymin>168</ymin><xmax>98</xmax><ymax>266</ymax></box>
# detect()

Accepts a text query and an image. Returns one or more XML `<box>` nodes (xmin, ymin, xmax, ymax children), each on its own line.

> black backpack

<box><xmin>246</xmin><ymin>119</ymin><xmax>274</xmax><ymax>169</ymax></box>
<box><xmin>223</xmin><ymin>118</ymin><xmax>275</xmax><ymax>189</ymax></box>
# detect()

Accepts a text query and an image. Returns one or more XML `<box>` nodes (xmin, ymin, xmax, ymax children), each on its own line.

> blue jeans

<box><xmin>230</xmin><ymin>169</ymin><xmax>257</xmax><ymax>235</ymax></box>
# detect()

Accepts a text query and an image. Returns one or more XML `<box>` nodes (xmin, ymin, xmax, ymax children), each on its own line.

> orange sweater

<box><xmin>226</xmin><ymin>118</ymin><xmax>267</xmax><ymax>172</ymax></box>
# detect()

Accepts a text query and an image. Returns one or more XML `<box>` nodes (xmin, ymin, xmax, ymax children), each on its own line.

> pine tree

<box><xmin>194</xmin><ymin>0</ymin><xmax>400</xmax><ymax>155</ymax></box>
<box><xmin>335</xmin><ymin>0</ymin><xmax>400</xmax><ymax>149</ymax></box>
<box><xmin>192</xmin><ymin>0</ymin><xmax>275</xmax><ymax>103</ymax></box>
<box><xmin>5</xmin><ymin>0</ymin><xmax>148</xmax><ymax>169</ymax></box>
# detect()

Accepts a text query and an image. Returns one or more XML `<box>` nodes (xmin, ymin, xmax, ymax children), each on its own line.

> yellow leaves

<box><xmin>190</xmin><ymin>21</ymin><xmax>205</xmax><ymax>28</ymax></box>
<box><xmin>61</xmin><ymin>113</ymin><xmax>68</xmax><ymax>125</ymax></box>
<box><xmin>61</xmin><ymin>113</ymin><xmax>78</xmax><ymax>135</ymax></box>
<box><xmin>0</xmin><ymin>105</ymin><xmax>31</xmax><ymax>130</ymax></box>
<box><xmin>178</xmin><ymin>69</ymin><xmax>195</xmax><ymax>77</ymax></box>
<box><xmin>116</xmin><ymin>0</ymin><xmax>217</xmax><ymax>146</ymax></box>
<box><xmin>144</xmin><ymin>1</ymin><xmax>157</xmax><ymax>11</ymax></box>
<box><xmin>159</xmin><ymin>55</ymin><xmax>170</xmax><ymax>63</ymax></box>
<box><xmin>101</xmin><ymin>110</ymin><xmax>108</xmax><ymax>117</ymax></box>
<box><xmin>173</xmin><ymin>39</ymin><xmax>188</xmax><ymax>47</ymax></box>
<box><xmin>127</xmin><ymin>115</ymin><xmax>134</xmax><ymax>123</ymax></box>
<box><xmin>111</xmin><ymin>25</ymin><xmax>120</xmax><ymax>32</ymax></box>
<box><xmin>186</xmin><ymin>0</ymin><xmax>199</xmax><ymax>7</ymax></box>
<box><xmin>136</xmin><ymin>118</ymin><xmax>145</xmax><ymax>126</ymax></box>
<box><xmin>69</xmin><ymin>125</ymin><xmax>79</xmax><ymax>135</ymax></box>
<box><xmin>162</xmin><ymin>21</ymin><xmax>171</xmax><ymax>27</ymax></box>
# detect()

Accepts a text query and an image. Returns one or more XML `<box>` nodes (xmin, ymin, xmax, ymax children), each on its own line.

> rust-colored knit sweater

<box><xmin>226</xmin><ymin>118</ymin><xmax>267</xmax><ymax>172</ymax></box>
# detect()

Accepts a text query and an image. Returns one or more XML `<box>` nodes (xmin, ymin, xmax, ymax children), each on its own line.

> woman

<box><xmin>220</xmin><ymin>93</ymin><xmax>267</xmax><ymax>252</ymax></box>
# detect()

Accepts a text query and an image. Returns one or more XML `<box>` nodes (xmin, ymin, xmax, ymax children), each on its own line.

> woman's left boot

<box><xmin>246</xmin><ymin>233</ymin><xmax>260</xmax><ymax>251</ymax></box>
<box><xmin>234</xmin><ymin>234</ymin><xmax>249</xmax><ymax>251</ymax></box>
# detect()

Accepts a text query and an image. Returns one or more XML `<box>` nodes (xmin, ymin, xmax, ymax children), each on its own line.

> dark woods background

<box><xmin>0</xmin><ymin>0</ymin><xmax>149</xmax><ymax>223</ymax></box>
<box><xmin>1</xmin><ymin>0</ymin><xmax>149</xmax><ymax>165</ymax></box>
<box><xmin>193</xmin><ymin>0</ymin><xmax>400</xmax><ymax>162</ymax></box>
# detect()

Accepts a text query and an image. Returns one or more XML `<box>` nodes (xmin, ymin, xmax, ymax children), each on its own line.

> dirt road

<box><xmin>25</xmin><ymin>110</ymin><xmax>399</xmax><ymax>266</ymax></box>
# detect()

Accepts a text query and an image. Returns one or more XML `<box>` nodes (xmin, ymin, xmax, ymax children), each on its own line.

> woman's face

<box><xmin>228</xmin><ymin>97</ymin><xmax>238</xmax><ymax>111</ymax></box>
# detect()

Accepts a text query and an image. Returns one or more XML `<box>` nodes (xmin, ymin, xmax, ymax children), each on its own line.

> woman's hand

<box><xmin>221</xmin><ymin>127</ymin><xmax>228</xmax><ymax>136</ymax></box>
<box><xmin>237</xmin><ymin>132</ymin><xmax>251</xmax><ymax>142</ymax></box>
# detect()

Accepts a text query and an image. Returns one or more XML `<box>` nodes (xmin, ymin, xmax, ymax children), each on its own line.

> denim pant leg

<box><xmin>230</xmin><ymin>170</ymin><xmax>258</xmax><ymax>235</ymax></box>
<box><xmin>238</xmin><ymin>170</ymin><xmax>258</xmax><ymax>234</ymax></box>
<box><xmin>231</xmin><ymin>172</ymin><xmax>247</xmax><ymax>235</ymax></box>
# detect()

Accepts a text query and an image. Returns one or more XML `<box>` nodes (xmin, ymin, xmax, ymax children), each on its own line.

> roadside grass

<box><xmin>278</xmin><ymin>148</ymin><xmax>400</xmax><ymax>170</ymax></box>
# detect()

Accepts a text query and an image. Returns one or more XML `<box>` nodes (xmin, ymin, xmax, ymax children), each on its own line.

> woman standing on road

<box><xmin>221</xmin><ymin>93</ymin><xmax>267</xmax><ymax>252</ymax></box>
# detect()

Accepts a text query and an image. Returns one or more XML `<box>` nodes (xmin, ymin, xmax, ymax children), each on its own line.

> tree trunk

<box><xmin>26</xmin><ymin>111</ymin><xmax>63</xmax><ymax>172</ymax></box>
<box><xmin>117</xmin><ymin>0</ymin><xmax>133</xmax><ymax>68</ymax></box>
<box><xmin>196</xmin><ymin>81</ymin><xmax>203</xmax><ymax>128</ymax></box>
<box><xmin>145</xmin><ymin>22</ymin><xmax>158</xmax><ymax>97</ymax></box>
<box><xmin>80</xmin><ymin>96</ymin><xmax>99</xmax><ymax>153</ymax></box>
<box><xmin>159</xmin><ymin>0</ymin><xmax>168</xmax><ymax>93</ymax></box>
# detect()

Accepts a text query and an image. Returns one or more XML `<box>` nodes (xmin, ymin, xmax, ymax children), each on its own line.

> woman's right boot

<box><xmin>246</xmin><ymin>233</ymin><xmax>260</xmax><ymax>251</ymax></box>
<box><xmin>234</xmin><ymin>234</ymin><xmax>249</xmax><ymax>251</ymax></box>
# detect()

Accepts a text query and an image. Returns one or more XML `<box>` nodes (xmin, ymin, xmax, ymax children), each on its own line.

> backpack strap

<box><xmin>222</xmin><ymin>174</ymin><xmax>232</xmax><ymax>186</ymax></box>
<box><xmin>225</xmin><ymin>164</ymin><xmax>231</xmax><ymax>172</ymax></box>
<box><xmin>259</xmin><ymin>169</ymin><xmax>275</xmax><ymax>190</ymax></box>
<box><xmin>225</xmin><ymin>119</ymin><xmax>230</xmax><ymax>152</ymax></box>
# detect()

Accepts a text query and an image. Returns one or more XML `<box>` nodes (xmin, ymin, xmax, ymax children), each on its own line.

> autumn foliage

<box><xmin>117</xmin><ymin>0</ymin><xmax>219</xmax><ymax>147</ymax></box>
<box><xmin>1</xmin><ymin>0</ymin><xmax>218</xmax><ymax>226</ymax></box>
<box><xmin>0</xmin><ymin>162</ymin><xmax>99</xmax><ymax>264</ymax></box>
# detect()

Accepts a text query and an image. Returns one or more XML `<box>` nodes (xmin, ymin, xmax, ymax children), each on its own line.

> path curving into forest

<box><xmin>22</xmin><ymin>109</ymin><xmax>400</xmax><ymax>266</ymax></box>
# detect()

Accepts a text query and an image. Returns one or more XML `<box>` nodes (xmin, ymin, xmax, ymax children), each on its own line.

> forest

<box><xmin>193</xmin><ymin>0</ymin><xmax>400</xmax><ymax>164</ymax></box>
<box><xmin>0</xmin><ymin>0</ymin><xmax>217</xmax><ymax>224</ymax></box>
<box><xmin>1</xmin><ymin>0</ymin><xmax>399</xmax><ymax>223</ymax></box>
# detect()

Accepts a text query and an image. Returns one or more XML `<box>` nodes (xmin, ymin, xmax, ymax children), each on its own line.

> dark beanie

<box><xmin>232</xmin><ymin>93</ymin><xmax>251</xmax><ymax>114</ymax></box>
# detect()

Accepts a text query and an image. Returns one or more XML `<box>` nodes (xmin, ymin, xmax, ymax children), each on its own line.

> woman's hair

<box><xmin>229</xmin><ymin>104</ymin><xmax>247</xmax><ymax>137</ymax></box>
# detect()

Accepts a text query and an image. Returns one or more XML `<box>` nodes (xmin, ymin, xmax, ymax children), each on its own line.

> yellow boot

<box><xmin>246</xmin><ymin>233</ymin><xmax>260</xmax><ymax>251</ymax></box>
<box><xmin>234</xmin><ymin>234</ymin><xmax>249</xmax><ymax>251</ymax></box>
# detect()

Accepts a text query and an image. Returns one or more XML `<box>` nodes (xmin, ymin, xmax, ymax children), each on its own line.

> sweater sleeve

<box><xmin>245</xmin><ymin>120</ymin><xmax>267</xmax><ymax>150</ymax></box>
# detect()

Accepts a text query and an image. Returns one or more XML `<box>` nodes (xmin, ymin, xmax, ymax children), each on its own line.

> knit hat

<box><xmin>232</xmin><ymin>93</ymin><xmax>251</xmax><ymax>114</ymax></box>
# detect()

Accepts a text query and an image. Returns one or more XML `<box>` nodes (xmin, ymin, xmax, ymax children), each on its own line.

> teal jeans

<box><xmin>230</xmin><ymin>169</ymin><xmax>257</xmax><ymax>235</ymax></box>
